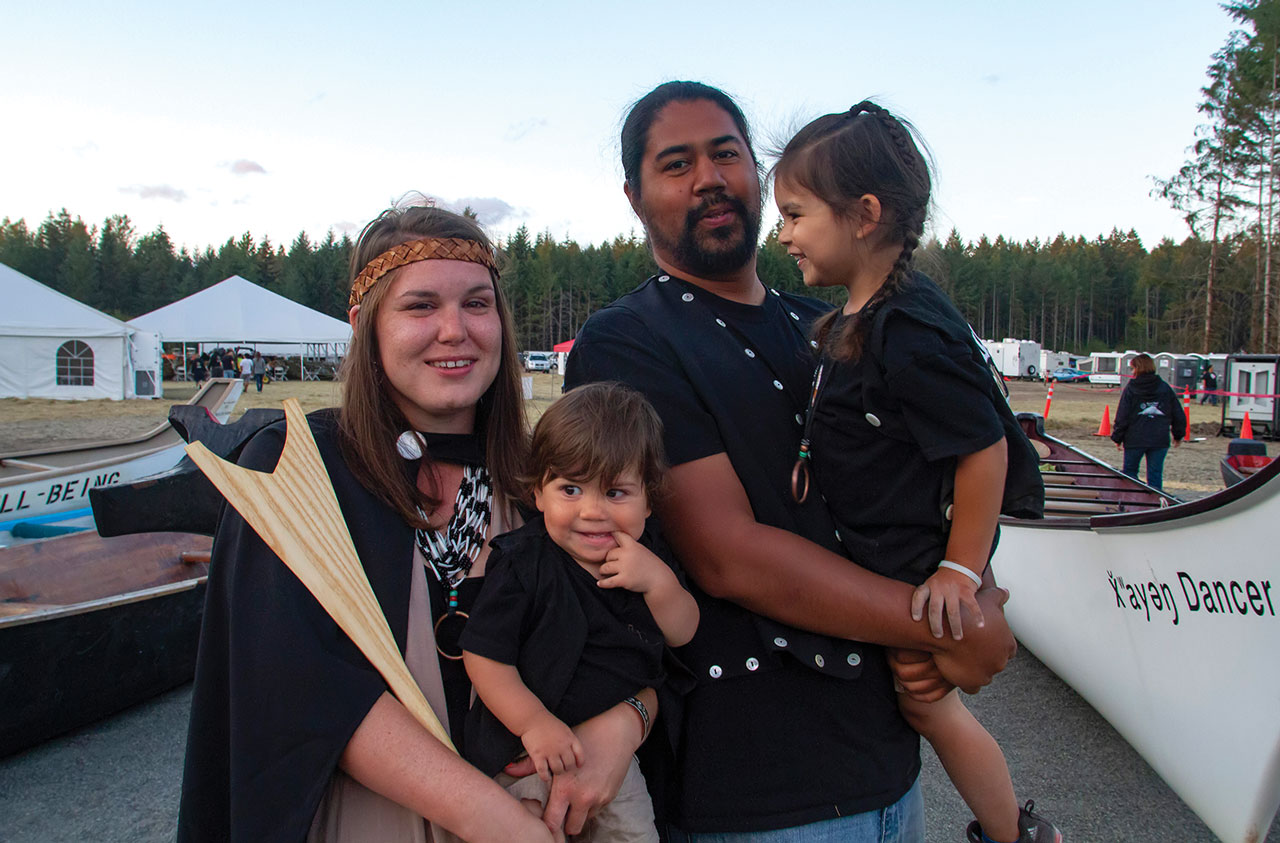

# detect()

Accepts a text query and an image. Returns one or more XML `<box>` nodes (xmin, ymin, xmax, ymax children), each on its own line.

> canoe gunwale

<box><xmin>0</xmin><ymin>576</ymin><xmax>208</xmax><ymax>630</ymax></box>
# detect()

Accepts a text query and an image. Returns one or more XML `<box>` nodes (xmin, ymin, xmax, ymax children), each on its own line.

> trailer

<box><xmin>1087</xmin><ymin>352</ymin><xmax>1125</xmax><ymax>386</ymax></box>
<box><xmin>982</xmin><ymin>338</ymin><xmax>1043</xmax><ymax>379</ymax></box>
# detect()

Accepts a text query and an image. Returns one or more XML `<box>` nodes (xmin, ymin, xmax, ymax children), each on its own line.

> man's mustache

<box><xmin>686</xmin><ymin>193</ymin><xmax>751</xmax><ymax>227</ymax></box>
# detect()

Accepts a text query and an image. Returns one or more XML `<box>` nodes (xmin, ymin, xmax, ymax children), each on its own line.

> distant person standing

<box><xmin>251</xmin><ymin>352</ymin><xmax>266</xmax><ymax>392</ymax></box>
<box><xmin>187</xmin><ymin>352</ymin><xmax>204</xmax><ymax>386</ymax></box>
<box><xmin>238</xmin><ymin>353</ymin><xmax>253</xmax><ymax>384</ymax></box>
<box><xmin>1111</xmin><ymin>353</ymin><xmax>1186</xmax><ymax>492</ymax></box>
<box><xmin>1200</xmin><ymin>363</ymin><xmax>1218</xmax><ymax>406</ymax></box>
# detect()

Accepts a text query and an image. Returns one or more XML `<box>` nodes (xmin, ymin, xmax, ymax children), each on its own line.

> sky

<box><xmin>0</xmin><ymin>1</ymin><xmax>1240</xmax><ymax>258</ymax></box>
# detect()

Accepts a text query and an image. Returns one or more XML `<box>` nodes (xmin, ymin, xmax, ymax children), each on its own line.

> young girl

<box><xmin>461</xmin><ymin>382</ymin><xmax>699</xmax><ymax>842</ymax></box>
<box><xmin>774</xmin><ymin>102</ymin><xmax>1061</xmax><ymax>843</ymax></box>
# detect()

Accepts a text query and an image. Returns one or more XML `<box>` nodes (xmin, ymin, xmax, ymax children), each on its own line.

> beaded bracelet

<box><xmin>622</xmin><ymin>696</ymin><xmax>651</xmax><ymax>743</ymax></box>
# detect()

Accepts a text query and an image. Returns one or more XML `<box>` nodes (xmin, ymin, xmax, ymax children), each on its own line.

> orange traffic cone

<box><xmin>1093</xmin><ymin>405</ymin><xmax>1112</xmax><ymax>437</ymax></box>
<box><xmin>1242</xmin><ymin>412</ymin><xmax>1254</xmax><ymax>440</ymax></box>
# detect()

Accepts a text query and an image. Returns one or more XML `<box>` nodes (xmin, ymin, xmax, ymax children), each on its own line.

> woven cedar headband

<box><xmin>349</xmin><ymin>237</ymin><xmax>499</xmax><ymax>308</ymax></box>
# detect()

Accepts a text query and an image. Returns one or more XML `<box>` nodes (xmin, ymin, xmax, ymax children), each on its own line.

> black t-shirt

<box><xmin>812</xmin><ymin>284</ymin><xmax>1005</xmax><ymax>585</ymax></box>
<box><xmin>459</xmin><ymin>516</ymin><xmax>669</xmax><ymax>776</ymax></box>
<box><xmin>566</xmin><ymin>274</ymin><xmax>920</xmax><ymax>833</ymax></box>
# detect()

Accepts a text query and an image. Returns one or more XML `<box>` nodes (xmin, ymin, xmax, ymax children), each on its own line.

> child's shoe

<box><xmin>965</xmin><ymin>801</ymin><xmax>1063</xmax><ymax>843</ymax></box>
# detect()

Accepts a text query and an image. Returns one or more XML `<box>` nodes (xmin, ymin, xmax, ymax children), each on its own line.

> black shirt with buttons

<box><xmin>459</xmin><ymin>515</ymin><xmax>671</xmax><ymax>777</ymax></box>
<box><xmin>567</xmin><ymin>273</ymin><xmax>920</xmax><ymax>834</ymax></box>
<box><xmin>812</xmin><ymin>273</ymin><xmax>1006</xmax><ymax>586</ymax></box>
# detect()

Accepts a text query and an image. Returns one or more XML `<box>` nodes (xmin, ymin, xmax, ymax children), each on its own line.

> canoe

<box><xmin>0</xmin><ymin>378</ymin><xmax>243</xmax><ymax>529</ymax></box>
<box><xmin>993</xmin><ymin>414</ymin><xmax>1279</xmax><ymax>843</ymax></box>
<box><xmin>0</xmin><ymin>529</ymin><xmax>212</xmax><ymax>757</ymax></box>
<box><xmin>1222</xmin><ymin>453</ymin><xmax>1274</xmax><ymax>488</ymax></box>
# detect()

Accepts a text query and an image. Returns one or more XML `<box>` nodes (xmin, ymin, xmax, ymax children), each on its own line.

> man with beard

<box><xmin>565</xmin><ymin>82</ymin><xmax>1015</xmax><ymax>841</ymax></box>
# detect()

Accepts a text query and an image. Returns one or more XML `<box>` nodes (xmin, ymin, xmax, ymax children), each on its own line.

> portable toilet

<box><xmin>1154</xmin><ymin>352</ymin><xmax>1177</xmax><ymax>384</ymax></box>
<box><xmin>1171</xmin><ymin>355</ymin><xmax>1201</xmax><ymax>392</ymax></box>
<box><xmin>1223</xmin><ymin>354</ymin><xmax>1280</xmax><ymax>437</ymax></box>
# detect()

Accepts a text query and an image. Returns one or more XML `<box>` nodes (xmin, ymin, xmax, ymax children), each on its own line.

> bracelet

<box><xmin>937</xmin><ymin>560</ymin><xmax>984</xmax><ymax>588</ymax></box>
<box><xmin>622</xmin><ymin>696</ymin><xmax>651</xmax><ymax>743</ymax></box>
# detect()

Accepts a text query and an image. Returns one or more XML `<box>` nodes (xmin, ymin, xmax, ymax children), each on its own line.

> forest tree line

<box><xmin>0</xmin><ymin>207</ymin><xmax>1257</xmax><ymax>356</ymax></box>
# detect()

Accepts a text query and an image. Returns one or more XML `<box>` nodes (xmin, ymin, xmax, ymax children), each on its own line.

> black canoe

<box><xmin>0</xmin><ymin>530</ymin><xmax>212</xmax><ymax>757</ymax></box>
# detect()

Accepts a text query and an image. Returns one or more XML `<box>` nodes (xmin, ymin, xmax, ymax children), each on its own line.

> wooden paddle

<box><xmin>185</xmin><ymin>398</ymin><xmax>455</xmax><ymax>752</ymax></box>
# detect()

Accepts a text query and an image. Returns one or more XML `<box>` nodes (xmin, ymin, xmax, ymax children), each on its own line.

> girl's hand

<box><xmin>912</xmin><ymin>567</ymin><xmax>984</xmax><ymax>640</ymax></box>
<box><xmin>598</xmin><ymin>531</ymin><xmax>674</xmax><ymax>594</ymax></box>
<box><xmin>887</xmin><ymin>647</ymin><xmax>955</xmax><ymax>702</ymax></box>
<box><xmin>521</xmin><ymin>712</ymin><xmax>584</xmax><ymax>782</ymax></box>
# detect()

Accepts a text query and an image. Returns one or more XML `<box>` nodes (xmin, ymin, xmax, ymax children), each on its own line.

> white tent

<box><xmin>0</xmin><ymin>263</ymin><xmax>162</xmax><ymax>400</ymax></box>
<box><xmin>129</xmin><ymin>276</ymin><xmax>351</xmax><ymax>375</ymax></box>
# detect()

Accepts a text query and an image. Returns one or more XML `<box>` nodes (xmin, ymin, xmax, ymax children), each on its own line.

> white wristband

<box><xmin>937</xmin><ymin>560</ymin><xmax>984</xmax><ymax>588</ymax></box>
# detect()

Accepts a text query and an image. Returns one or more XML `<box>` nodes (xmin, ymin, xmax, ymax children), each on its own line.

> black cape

<box><xmin>177</xmin><ymin>410</ymin><xmax>420</xmax><ymax>843</ymax></box>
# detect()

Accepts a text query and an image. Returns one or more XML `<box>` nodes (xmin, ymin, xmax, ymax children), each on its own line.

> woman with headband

<box><xmin>178</xmin><ymin>202</ymin><xmax>655</xmax><ymax>842</ymax></box>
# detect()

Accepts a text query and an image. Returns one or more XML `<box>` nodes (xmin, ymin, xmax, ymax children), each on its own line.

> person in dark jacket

<box><xmin>1200</xmin><ymin>363</ymin><xmax>1218</xmax><ymax>405</ymax></box>
<box><xmin>1111</xmin><ymin>353</ymin><xmax>1186</xmax><ymax>491</ymax></box>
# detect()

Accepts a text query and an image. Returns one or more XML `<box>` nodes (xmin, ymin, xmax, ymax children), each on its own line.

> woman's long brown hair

<box><xmin>339</xmin><ymin>201</ymin><xmax>528</xmax><ymax>529</ymax></box>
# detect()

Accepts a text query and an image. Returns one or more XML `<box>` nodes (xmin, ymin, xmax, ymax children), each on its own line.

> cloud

<box><xmin>983</xmin><ymin>74</ymin><xmax>1000</xmax><ymax>86</ymax></box>
<box><xmin>120</xmin><ymin>184</ymin><xmax>187</xmax><ymax>202</ymax></box>
<box><xmin>504</xmin><ymin>117</ymin><xmax>548</xmax><ymax>143</ymax></box>
<box><xmin>333</xmin><ymin>220</ymin><xmax>358</xmax><ymax>233</ymax></box>
<box><xmin>230</xmin><ymin>159</ymin><xmax>266</xmax><ymax>175</ymax></box>
<box><xmin>447</xmin><ymin>197</ymin><xmax>526</xmax><ymax>227</ymax></box>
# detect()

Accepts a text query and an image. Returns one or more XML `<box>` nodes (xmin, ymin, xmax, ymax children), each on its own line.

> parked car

<box><xmin>1051</xmin><ymin>367</ymin><xmax>1090</xmax><ymax>383</ymax></box>
<box><xmin>524</xmin><ymin>351</ymin><xmax>554</xmax><ymax>372</ymax></box>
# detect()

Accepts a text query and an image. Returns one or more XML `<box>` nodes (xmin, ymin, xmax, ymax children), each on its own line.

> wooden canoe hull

<box><xmin>995</xmin><ymin>430</ymin><xmax>1280</xmax><ymax>843</ymax></box>
<box><xmin>0</xmin><ymin>531</ymin><xmax>211</xmax><ymax>757</ymax></box>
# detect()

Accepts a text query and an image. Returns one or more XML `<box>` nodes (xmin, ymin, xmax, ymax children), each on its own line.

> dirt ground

<box><xmin>0</xmin><ymin>374</ymin><xmax>1240</xmax><ymax>499</ymax></box>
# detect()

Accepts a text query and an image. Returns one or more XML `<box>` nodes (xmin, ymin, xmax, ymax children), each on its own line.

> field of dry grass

<box><xmin>0</xmin><ymin>374</ymin><xmax>1241</xmax><ymax>498</ymax></box>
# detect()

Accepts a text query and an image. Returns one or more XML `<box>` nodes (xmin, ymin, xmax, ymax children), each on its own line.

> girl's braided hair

<box><xmin>775</xmin><ymin>100</ymin><xmax>933</xmax><ymax>361</ymax></box>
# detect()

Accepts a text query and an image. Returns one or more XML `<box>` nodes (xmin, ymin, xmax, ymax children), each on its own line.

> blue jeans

<box><xmin>1122</xmin><ymin>446</ymin><xmax>1168</xmax><ymax>491</ymax></box>
<box><xmin>666</xmin><ymin>777</ymin><xmax>923</xmax><ymax>843</ymax></box>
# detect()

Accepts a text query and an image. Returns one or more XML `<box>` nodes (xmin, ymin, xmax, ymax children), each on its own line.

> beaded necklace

<box><xmin>397</xmin><ymin>430</ymin><xmax>492</xmax><ymax>659</ymax></box>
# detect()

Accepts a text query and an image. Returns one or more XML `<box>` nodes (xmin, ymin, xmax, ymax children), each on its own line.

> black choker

<box><xmin>396</xmin><ymin>430</ymin><xmax>485</xmax><ymax>466</ymax></box>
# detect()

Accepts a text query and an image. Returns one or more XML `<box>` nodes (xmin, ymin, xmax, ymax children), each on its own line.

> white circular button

<box><xmin>682</xmin><ymin>293</ymin><xmax>694</xmax><ymax>302</ymax></box>
<box><xmin>790</xmin><ymin>311</ymin><xmax>799</xmax><ymax>320</ymax></box>
<box><xmin>795</xmin><ymin>414</ymin><xmax>803</xmax><ymax>424</ymax></box>
<box><xmin>709</xmin><ymin>665</ymin><xmax>722</xmax><ymax>678</ymax></box>
<box><xmin>814</xmin><ymin>654</ymin><xmax>825</xmax><ymax>668</ymax></box>
<box><xmin>773</xmin><ymin>380</ymin><xmax>784</xmax><ymax>390</ymax></box>
<box><xmin>944</xmin><ymin>504</ymin><xmax>954</xmax><ymax>520</ymax></box>
<box><xmin>746</xmin><ymin>657</ymin><xmax>759</xmax><ymax>671</ymax></box>
<box><xmin>770</xmin><ymin>288</ymin><xmax>780</xmax><ymax>296</ymax></box>
<box><xmin>810</xmin><ymin>340</ymin><xmax>819</xmax><ymax>349</ymax></box>
<box><xmin>847</xmin><ymin>652</ymin><xmax>862</xmax><ymax>666</ymax></box>
<box><xmin>716</xmin><ymin>318</ymin><xmax>727</xmax><ymax>327</ymax></box>
<box><xmin>745</xmin><ymin>349</ymin><xmax>756</xmax><ymax>358</ymax></box>
<box><xmin>658</xmin><ymin>275</ymin><xmax>670</xmax><ymax>282</ymax></box>
<box><xmin>774</xmin><ymin>636</ymin><xmax>788</xmax><ymax>648</ymax></box>
<box><xmin>865</xmin><ymin>413</ymin><xmax>881</xmax><ymax>427</ymax></box>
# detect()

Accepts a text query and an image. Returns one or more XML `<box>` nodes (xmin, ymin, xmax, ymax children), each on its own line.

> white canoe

<box><xmin>994</xmin><ymin>417</ymin><xmax>1279</xmax><ymax>843</ymax></box>
<box><xmin>0</xmin><ymin>378</ymin><xmax>243</xmax><ymax>528</ymax></box>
